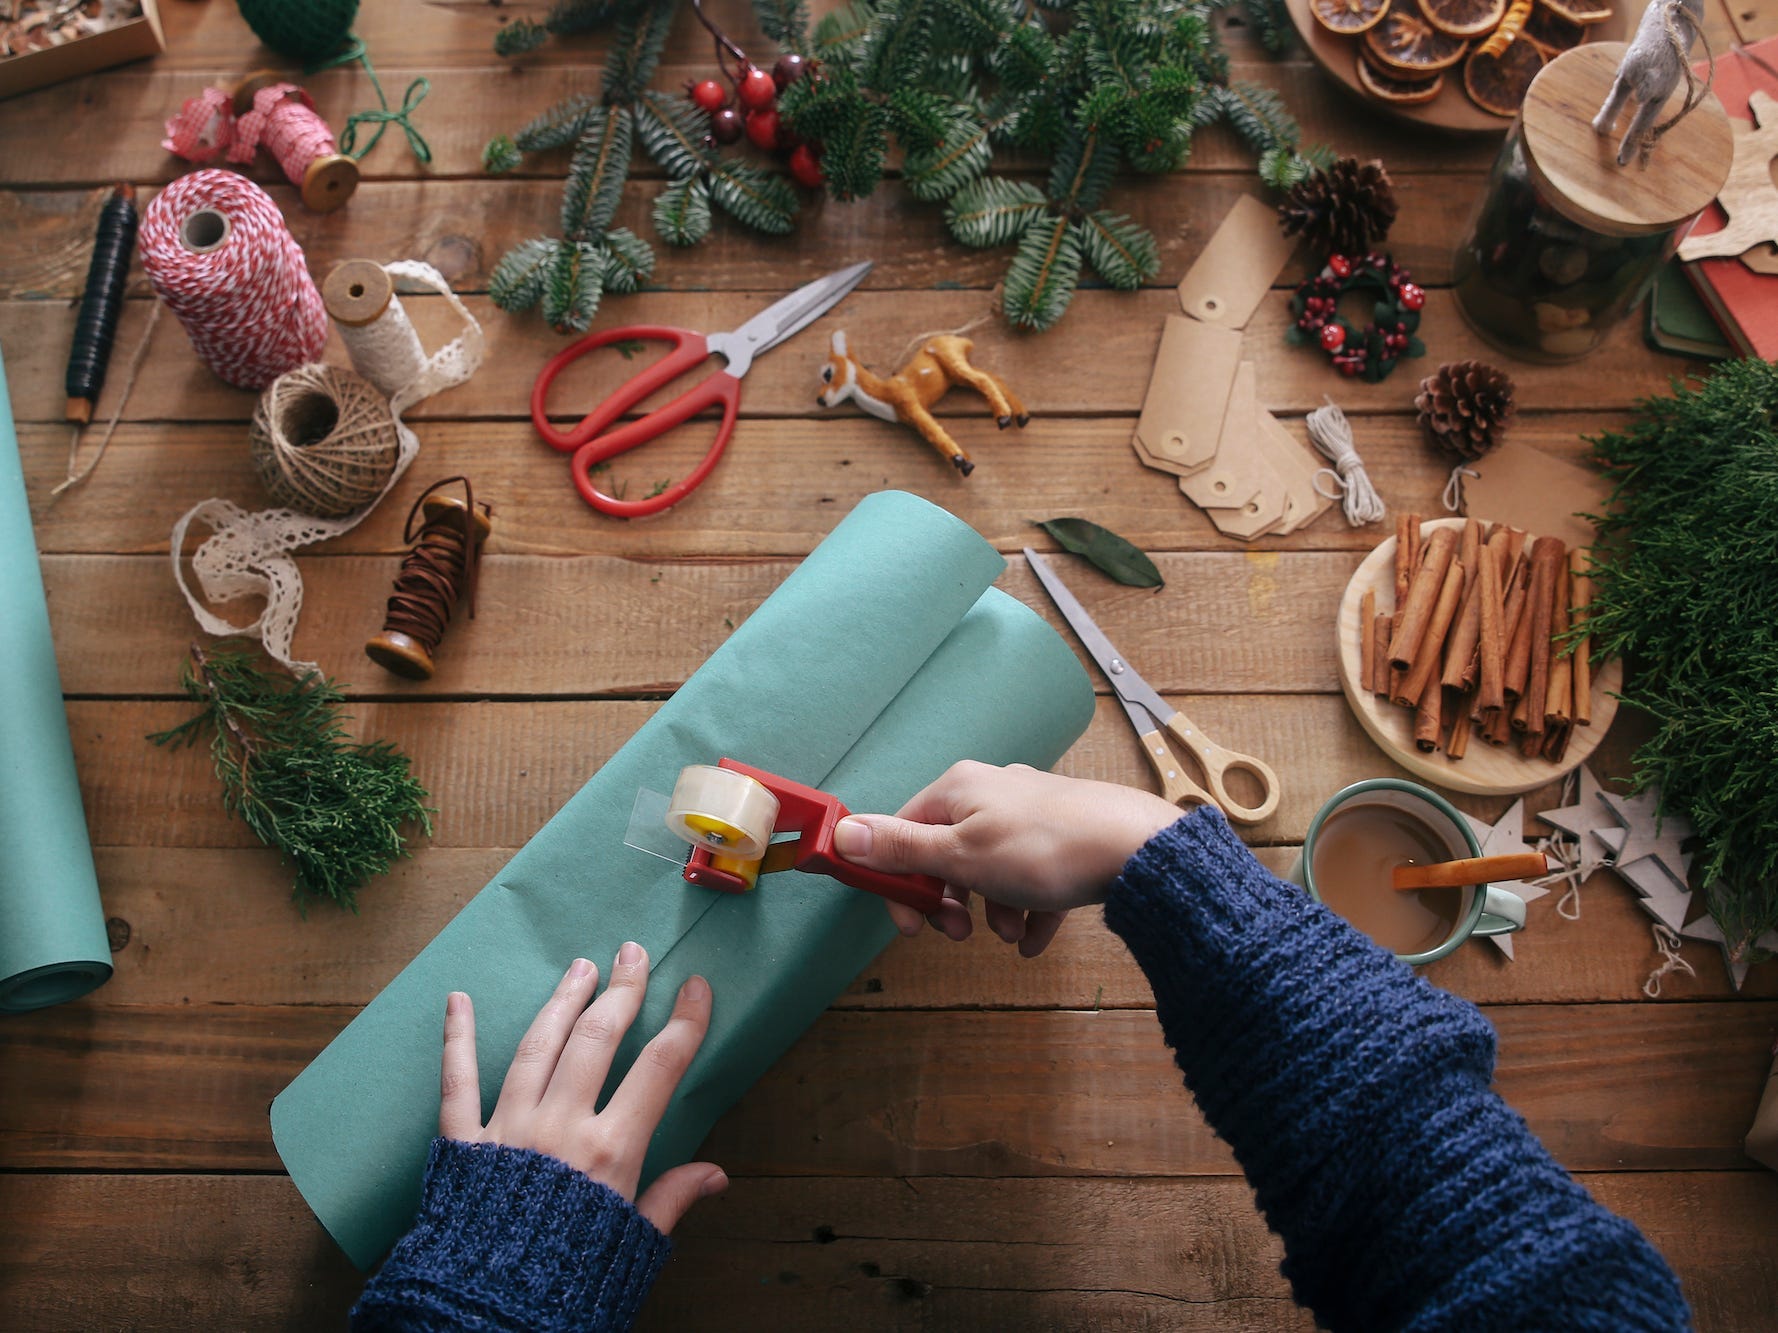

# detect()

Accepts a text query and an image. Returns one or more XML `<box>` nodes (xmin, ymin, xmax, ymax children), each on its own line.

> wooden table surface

<box><xmin>5</xmin><ymin>1</ymin><xmax>1777</xmax><ymax>1328</ymax></box>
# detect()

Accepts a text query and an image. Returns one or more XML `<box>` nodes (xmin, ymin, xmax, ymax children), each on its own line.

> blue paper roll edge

<box><xmin>0</xmin><ymin>347</ymin><xmax>113</xmax><ymax>1013</ymax></box>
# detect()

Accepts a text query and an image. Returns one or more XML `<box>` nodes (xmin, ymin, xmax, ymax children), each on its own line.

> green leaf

<box><xmin>543</xmin><ymin>240</ymin><xmax>607</xmax><ymax>333</ymax></box>
<box><xmin>1003</xmin><ymin>213</ymin><xmax>1082</xmax><ymax>331</ymax></box>
<box><xmin>652</xmin><ymin>176</ymin><xmax>712</xmax><ymax>246</ymax></box>
<box><xmin>488</xmin><ymin>237</ymin><xmax>562</xmax><ymax>313</ymax></box>
<box><xmin>635</xmin><ymin>91</ymin><xmax>710</xmax><ymax>178</ymax></box>
<box><xmin>514</xmin><ymin>94</ymin><xmax>604</xmax><ymax>153</ymax></box>
<box><xmin>944</xmin><ymin>176</ymin><xmax>1047</xmax><ymax>249</ymax></box>
<box><xmin>482</xmin><ymin>135</ymin><xmax>522</xmax><ymax>175</ymax></box>
<box><xmin>599</xmin><ymin>227</ymin><xmax>655</xmax><ymax>292</ymax></box>
<box><xmin>1075</xmin><ymin>210</ymin><xmax>1158</xmax><ymax>290</ymax></box>
<box><xmin>707</xmin><ymin>159</ymin><xmax>799</xmax><ymax>234</ymax></box>
<box><xmin>560</xmin><ymin>106</ymin><xmax>633</xmax><ymax>241</ymax></box>
<box><xmin>1031</xmin><ymin>518</ymin><xmax>1163</xmax><ymax>588</ymax></box>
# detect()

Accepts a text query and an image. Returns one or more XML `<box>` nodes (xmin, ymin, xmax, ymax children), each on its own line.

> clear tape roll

<box><xmin>664</xmin><ymin>765</ymin><xmax>779</xmax><ymax>861</ymax></box>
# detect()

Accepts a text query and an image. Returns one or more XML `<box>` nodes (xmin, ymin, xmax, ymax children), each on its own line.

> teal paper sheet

<box><xmin>0</xmin><ymin>350</ymin><xmax>113</xmax><ymax>1012</ymax></box>
<box><xmin>271</xmin><ymin>491</ymin><xmax>1096</xmax><ymax>1269</ymax></box>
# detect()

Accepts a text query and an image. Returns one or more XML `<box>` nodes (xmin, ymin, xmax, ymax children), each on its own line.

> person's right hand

<box><xmin>831</xmin><ymin>761</ymin><xmax>1181</xmax><ymax>956</ymax></box>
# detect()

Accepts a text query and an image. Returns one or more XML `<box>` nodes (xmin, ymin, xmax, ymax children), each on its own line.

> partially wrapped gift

<box><xmin>271</xmin><ymin>491</ymin><xmax>1097</xmax><ymax>1267</ymax></box>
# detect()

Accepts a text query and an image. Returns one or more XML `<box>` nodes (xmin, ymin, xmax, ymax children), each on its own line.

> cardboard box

<box><xmin>0</xmin><ymin>0</ymin><xmax>164</xmax><ymax>101</ymax></box>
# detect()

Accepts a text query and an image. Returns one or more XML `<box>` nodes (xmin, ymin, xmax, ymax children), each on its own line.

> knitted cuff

<box><xmin>351</xmin><ymin>1139</ymin><xmax>672</xmax><ymax>1333</ymax></box>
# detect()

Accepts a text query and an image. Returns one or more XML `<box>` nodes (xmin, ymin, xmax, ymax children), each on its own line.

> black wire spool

<box><xmin>64</xmin><ymin>184</ymin><xmax>140</xmax><ymax>425</ymax></box>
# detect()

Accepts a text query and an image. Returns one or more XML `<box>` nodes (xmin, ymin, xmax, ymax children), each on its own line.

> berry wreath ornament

<box><xmin>1287</xmin><ymin>253</ymin><xmax>1427</xmax><ymax>383</ymax></box>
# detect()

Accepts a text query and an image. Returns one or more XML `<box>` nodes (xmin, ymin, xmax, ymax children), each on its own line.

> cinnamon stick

<box><xmin>1502</xmin><ymin>558</ymin><xmax>1536</xmax><ymax>702</ymax></box>
<box><xmin>1397</xmin><ymin>559</ymin><xmax>1465</xmax><ymax>707</ymax></box>
<box><xmin>1446</xmin><ymin>688</ymin><xmax>1475</xmax><ymax>760</ymax></box>
<box><xmin>1360</xmin><ymin>589</ymin><xmax>1376</xmax><ymax>693</ymax></box>
<box><xmin>1414</xmin><ymin>668</ymin><xmax>1442</xmax><ymax>753</ymax></box>
<box><xmin>1544</xmin><ymin>563</ymin><xmax>1573</xmax><ymax>731</ymax></box>
<box><xmin>1542</xmin><ymin>719</ymin><xmax>1572</xmax><ymax>764</ymax></box>
<box><xmin>1392</xmin><ymin>852</ymin><xmax>1550</xmax><ymax>891</ymax></box>
<box><xmin>1387</xmin><ymin>526</ymin><xmax>1459</xmax><ymax>671</ymax></box>
<box><xmin>1518</xmin><ymin>538</ymin><xmax>1565</xmax><ymax>736</ymax></box>
<box><xmin>1394</xmin><ymin>514</ymin><xmax>1416</xmax><ymax>604</ymax></box>
<box><xmin>1570</xmin><ymin>547</ymin><xmax>1593</xmax><ymax>727</ymax></box>
<box><xmin>1372</xmin><ymin>614</ymin><xmax>1393</xmax><ymax>699</ymax></box>
<box><xmin>1477</xmin><ymin>541</ymin><xmax>1506</xmax><ymax>714</ymax></box>
<box><xmin>1483</xmin><ymin>705</ymin><xmax>1514</xmax><ymax>746</ymax></box>
<box><xmin>1442</xmin><ymin>530</ymin><xmax>1496</xmax><ymax>692</ymax></box>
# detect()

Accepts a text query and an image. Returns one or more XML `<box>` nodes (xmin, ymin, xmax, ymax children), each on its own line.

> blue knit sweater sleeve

<box><xmin>1104</xmin><ymin>807</ymin><xmax>1689</xmax><ymax>1333</ymax></box>
<box><xmin>349</xmin><ymin>1138</ymin><xmax>672</xmax><ymax>1332</ymax></box>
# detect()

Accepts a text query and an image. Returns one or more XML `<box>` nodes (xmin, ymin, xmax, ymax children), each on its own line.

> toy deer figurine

<box><xmin>1592</xmin><ymin>0</ymin><xmax>1707</xmax><ymax>166</ymax></box>
<box><xmin>816</xmin><ymin>330</ymin><xmax>1028</xmax><ymax>476</ymax></box>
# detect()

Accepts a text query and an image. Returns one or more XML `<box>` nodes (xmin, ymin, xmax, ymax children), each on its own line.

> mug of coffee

<box><xmin>1289</xmin><ymin>778</ymin><xmax>1526</xmax><ymax>965</ymax></box>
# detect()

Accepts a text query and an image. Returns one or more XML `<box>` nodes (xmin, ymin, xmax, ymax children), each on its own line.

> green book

<box><xmin>1645</xmin><ymin>260</ymin><xmax>1731</xmax><ymax>360</ymax></box>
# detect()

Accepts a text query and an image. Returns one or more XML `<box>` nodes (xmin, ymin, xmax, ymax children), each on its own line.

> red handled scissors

<box><xmin>531</xmin><ymin>260</ymin><xmax>873</xmax><ymax>518</ymax></box>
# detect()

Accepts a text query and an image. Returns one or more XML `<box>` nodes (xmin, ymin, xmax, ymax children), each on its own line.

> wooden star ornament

<box><xmin>1615</xmin><ymin>857</ymin><xmax>1693</xmax><ymax>932</ymax></box>
<box><xmin>1595</xmin><ymin>788</ymin><xmax>1693</xmax><ymax>881</ymax></box>
<box><xmin>1680</xmin><ymin>914</ymin><xmax>1753</xmax><ymax>991</ymax></box>
<box><xmin>1463</xmin><ymin>800</ymin><xmax>1549</xmax><ymax>961</ymax></box>
<box><xmin>1537</xmin><ymin>765</ymin><xmax>1618</xmax><ymax>862</ymax></box>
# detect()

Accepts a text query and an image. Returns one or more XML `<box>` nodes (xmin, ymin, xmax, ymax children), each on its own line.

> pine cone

<box><xmin>1416</xmin><ymin>361</ymin><xmax>1516</xmax><ymax>460</ymax></box>
<box><xmin>1278</xmin><ymin>158</ymin><xmax>1399</xmax><ymax>260</ymax></box>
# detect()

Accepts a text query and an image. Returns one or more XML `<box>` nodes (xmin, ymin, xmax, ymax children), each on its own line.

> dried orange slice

<box><xmin>1538</xmin><ymin>0</ymin><xmax>1612</xmax><ymax>23</ymax></box>
<box><xmin>1463</xmin><ymin>38</ymin><xmax>1545</xmax><ymax>116</ymax></box>
<box><xmin>1419</xmin><ymin>0</ymin><xmax>1508</xmax><ymax>39</ymax></box>
<box><xmin>1313</xmin><ymin>0</ymin><xmax>1391</xmax><ymax>36</ymax></box>
<box><xmin>1364</xmin><ymin>8</ymin><xmax>1470</xmax><ymax>73</ymax></box>
<box><xmin>1523</xmin><ymin>4</ymin><xmax>1587</xmax><ymax>54</ymax></box>
<box><xmin>1357</xmin><ymin>51</ymin><xmax>1447</xmax><ymax>104</ymax></box>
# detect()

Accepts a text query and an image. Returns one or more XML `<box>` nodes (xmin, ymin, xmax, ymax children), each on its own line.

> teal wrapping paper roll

<box><xmin>0</xmin><ymin>351</ymin><xmax>113</xmax><ymax>1012</ymax></box>
<box><xmin>271</xmin><ymin>491</ymin><xmax>1096</xmax><ymax>1268</ymax></box>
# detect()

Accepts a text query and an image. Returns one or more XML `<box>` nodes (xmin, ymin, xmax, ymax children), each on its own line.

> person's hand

<box><xmin>831</xmin><ymin>761</ymin><xmax>1181</xmax><ymax>956</ymax></box>
<box><xmin>439</xmin><ymin>944</ymin><xmax>726</xmax><ymax>1235</ymax></box>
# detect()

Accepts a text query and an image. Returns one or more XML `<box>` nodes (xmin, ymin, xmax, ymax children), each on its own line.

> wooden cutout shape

<box><xmin>1739</xmin><ymin>242</ymin><xmax>1778</xmax><ymax>274</ymax></box>
<box><xmin>1175</xmin><ymin>195</ymin><xmax>1299</xmax><ymax>330</ymax></box>
<box><xmin>1133</xmin><ymin>316</ymin><xmax>1242</xmax><ymax>475</ymax></box>
<box><xmin>1678</xmin><ymin>91</ymin><xmax>1778</xmax><ymax>262</ymax></box>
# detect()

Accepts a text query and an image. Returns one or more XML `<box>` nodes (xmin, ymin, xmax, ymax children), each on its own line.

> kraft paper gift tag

<box><xmin>1133</xmin><ymin>316</ymin><xmax>1242</xmax><ymax>476</ymax></box>
<box><xmin>1252</xmin><ymin>407</ymin><xmax>1333</xmax><ymax>536</ymax></box>
<box><xmin>1175</xmin><ymin>193</ymin><xmax>1299</xmax><ymax>330</ymax></box>
<box><xmin>1461</xmin><ymin>441</ymin><xmax>1610</xmax><ymax>552</ymax></box>
<box><xmin>270</xmin><ymin>491</ymin><xmax>1097</xmax><ymax>1270</ymax></box>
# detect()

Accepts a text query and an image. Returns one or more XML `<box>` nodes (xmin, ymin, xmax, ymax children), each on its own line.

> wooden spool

<box><xmin>234</xmin><ymin>70</ymin><xmax>359</xmax><ymax>214</ymax></box>
<box><xmin>322</xmin><ymin>259</ymin><xmax>393</xmax><ymax>328</ymax></box>
<box><xmin>364</xmin><ymin>494</ymin><xmax>493</xmax><ymax>681</ymax></box>
<box><xmin>1522</xmin><ymin>43</ymin><xmax>1732</xmax><ymax>237</ymax></box>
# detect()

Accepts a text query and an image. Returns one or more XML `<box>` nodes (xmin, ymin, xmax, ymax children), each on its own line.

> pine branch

<box><xmin>636</xmin><ymin>91</ymin><xmax>712</xmax><ymax>179</ymax></box>
<box><xmin>813</xmin><ymin>97</ymin><xmax>891</xmax><ymax>201</ymax></box>
<box><xmin>1075</xmin><ymin>210</ymin><xmax>1158</xmax><ymax>290</ymax></box>
<box><xmin>547</xmin><ymin>0</ymin><xmax>642</xmax><ymax>37</ymax></box>
<box><xmin>1047</xmin><ymin>127</ymin><xmax>1117</xmax><ymax>215</ymax></box>
<box><xmin>754</xmin><ymin>0</ymin><xmax>813</xmax><ymax>56</ymax></box>
<box><xmin>515</xmin><ymin>94</ymin><xmax>606</xmax><ymax>153</ymax></box>
<box><xmin>604</xmin><ymin>0</ymin><xmax>675</xmax><ymax>101</ymax></box>
<box><xmin>653</xmin><ymin>176</ymin><xmax>714</xmax><ymax>245</ymax></box>
<box><xmin>1214</xmin><ymin>80</ymin><xmax>1301</xmax><ymax>156</ymax></box>
<box><xmin>1002</xmin><ymin>213</ymin><xmax>1082</xmax><ymax>330</ymax></box>
<box><xmin>489</xmin><ymin>237</ymin><xmax>563</xmax><ymax>313</ymax></box>
<box><xmin>813</xmin><ymin>0</ymin><xmax>878</xmax><ymax>55</ymax></box>
<box><xmin>494</xmin><ymin>18</ymin><xmax>550</xmax><ymax>58</ymax></box>
<box><xmin>544</xmin><ymin>240</ymin><xmax>608</xmax><ymax>332</ymax></box>
<box><xmin>860</xmin><ymin>0</ymin><xmax>936</xmax><ymax>89</ymax></box>
<box><xmin>599</xmin><ymin>227</ymin><xmax>656</xmax><ymax>291</ymax></box>
<box><xmin>561</xmin><ymin>106</ymin><xmax>634</xmax><ymax>241</ymax></box>
<box><xmin>148</xmin><ymin>644</ymin><xmax>432</xmax><ymax>914</ymax></box>
<box><xmin>1240</xmin><ymin>0</ymin><xmax>1296</xmax><ymax>54</ymax></box>
<box><xmin>483</xmin><ymin>135</ymin><xmax>523</xmax><ymax>174</ymax></box>
<box><xmin>707</xmin><ymin>159</ymin><xmax>798</xmax><ymax>233</ymax></box>
<box><xmin>944</xmin><ymin>175</ymin><xmax>1047</xmax><ymax>248</ymax></box>
<box><xmin>903</xmin><ymin>105</ymin><xmax>992</xmax><ymax>202</ymax></box>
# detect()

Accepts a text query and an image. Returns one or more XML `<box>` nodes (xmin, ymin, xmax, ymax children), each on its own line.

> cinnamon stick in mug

<box><xmin>1392</xmin><ymin>852</ymin><xmax>1550</xmax><ymax>891</ymax></box>
<box><xmin>1388</xmin><ymin>526</ymin><xmax>1459</xmax><ymax>670</ymax></box>
<box><xmin>1477</xmin><ymin>541</ymin><xmax>1506</xmax><ymax>714</ymax></box>
<box><xmin>1398</xmin><ymin>559</ymin><xmax>1465</xmax><ymax>707</ymax></box>
<box><xmin>1519</xmin><ymin>538</ymin><xmax>1565</xmax><ymax>737</ymax></box>
<box><xmin>1570</xmin><ymin>547</ymin><xmax>1593</xmax><ymax>726</ymax></box>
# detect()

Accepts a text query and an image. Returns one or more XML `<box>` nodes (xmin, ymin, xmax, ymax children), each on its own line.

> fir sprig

<box><xmin>149</xmin><ymin>645</ymin><xmax>433</xmax><ymax>914</ymax></box>
<box><xmin>1585</xmin><ymin>360</ymin><xmax>1778</xmax><ymax>956</ymax></box>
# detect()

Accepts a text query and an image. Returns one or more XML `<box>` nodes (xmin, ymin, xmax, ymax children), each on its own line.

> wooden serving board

<box><xmin>1336</xmin><ymin>517</ymin><xmax>1621</xmax><ymax>795</ymax></box>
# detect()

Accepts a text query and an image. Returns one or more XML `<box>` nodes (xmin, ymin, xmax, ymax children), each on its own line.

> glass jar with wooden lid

<box><xmin>1453</xmin><ymin>41</ymin><xmax>1732</xmax><ymax>361</ymax></box>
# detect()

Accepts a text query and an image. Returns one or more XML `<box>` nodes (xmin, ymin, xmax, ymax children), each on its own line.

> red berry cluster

<box><xmin>687</xmin><ymin>53</ymin><xmax>823</xmax><ymax>188</ymax></box>
<box><xmin>1290</xmin><ymin>253</ymin><xmax>1426</xmax><ymax>382</ymax></box>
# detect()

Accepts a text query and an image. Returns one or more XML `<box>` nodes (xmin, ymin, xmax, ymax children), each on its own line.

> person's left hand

<box><xmin>439</xmin><ymin>944</ymin><xmax>727</xmax><ymax>1235</ymax></box>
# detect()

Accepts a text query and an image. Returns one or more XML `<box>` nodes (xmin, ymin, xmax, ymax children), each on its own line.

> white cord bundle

<box><xmin>1305</xmin><ymin>398</ymin><xmax>1386</xmax><ymax>526</ymax></box>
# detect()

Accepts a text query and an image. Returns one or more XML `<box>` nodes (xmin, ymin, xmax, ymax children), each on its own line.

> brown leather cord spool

<box><xmin>365</xmin><ymin>477</ymin><xmax>491</xmax><ymax>680</ymax></box>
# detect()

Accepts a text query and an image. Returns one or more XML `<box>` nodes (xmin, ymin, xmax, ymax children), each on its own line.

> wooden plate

<box><xmin>1336</xmin><ymin>518</ymin><xmax>1620</xmax><ymax>795</ymax></box>
<box><xmin>1284</xmin><ymin>0</ymin><xmax>1628</xmax><ymax>135</ymax></box>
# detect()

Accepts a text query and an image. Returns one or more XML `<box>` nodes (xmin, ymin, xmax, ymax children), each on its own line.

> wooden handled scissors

<box><xmin>1025</xmin><ymin>548</ymin><xmax>1281</xmax><ymax>825</ymax></box>
<box><xmin>531</xmin><ymin>260</ymin><xmax>872</xmax><ymax>518</ymax></box>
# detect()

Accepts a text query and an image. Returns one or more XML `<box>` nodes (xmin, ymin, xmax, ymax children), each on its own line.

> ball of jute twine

<box><xmin>249</xmin><ymin>362</ymin><xmax>400</xmax><ymax>517</ymax></box>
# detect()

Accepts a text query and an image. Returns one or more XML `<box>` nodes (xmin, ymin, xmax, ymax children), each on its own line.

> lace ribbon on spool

<box><xmin>365</xmin><ymin>477</ymin><xmax>492</xmax><ymax>681</ymax></box>
<box><xmin>162</xmin><ymin>75</ymin><xmax>359</xmax><ymax>213</ymax></box>
<box><xmin>323</xmin><ymin>259</ymin><xmax>429</xmax><ymax>398</ymax></box>
<box><xmin>139</xmin><ymin>170</ymin><xmax>329</xmax><ymax>391</ymax></box>
<box><xmin>170</xmin><ymin>260</ymin><xmax>485</xmax><ymax>672</ymax></box>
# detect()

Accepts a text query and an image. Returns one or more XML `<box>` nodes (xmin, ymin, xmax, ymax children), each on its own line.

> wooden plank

<box><xmin>22</xmin><ymin>415</ymin><xmax>1614</xmax><ymax>559</ymax></box>
<box><xmin>5</xmin><ymin>1171</ymin><xmax>1772</xmax><ymax>1331</ymax></box>
<box><xmin>0</xmin><ymin>172</ymin><xmax>1484</xmax><ymax>302</ymax></box>
<box><xmin>0</xmin><ymin>1003</ymin><xmax>1771</xmax><ymax>1172</ymax></box>
<box><xmin>0</xmin><ymin>289</ymin><xmax>1690</xmax><ymax>425</ymax></box>
<box><xmin>86</xmin><ymin>844</ymin><xmax>1777</xmax><ymax>1008</ymax></box>
<box><xmin>68</xmin><ymin>694</ymin><xmax>1615</xmax><ymax>851</ymax></box>
<box><xmin>45</xmin><ymin>552</ymin><xmax>1359</xmax><ymax>696</ymax></box>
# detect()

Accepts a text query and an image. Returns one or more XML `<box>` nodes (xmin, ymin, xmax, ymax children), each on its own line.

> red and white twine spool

<box><xmin>139</xmin><ymin>170</ymin><xmax>329</xmax><ymax>391</ymax></box>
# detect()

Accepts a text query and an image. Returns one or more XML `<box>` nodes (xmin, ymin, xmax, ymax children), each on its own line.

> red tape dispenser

<box><xmin>662</xmin><ymin>759</ymin><xmax>944</xmax><ymax>914</ymax></box>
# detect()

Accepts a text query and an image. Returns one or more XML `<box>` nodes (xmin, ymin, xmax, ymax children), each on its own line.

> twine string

<box><xmin>1304</xmin><ymin>398</ymin><xmax>1386</xmax><ymax>526</ymax></box>
<box><xmin>1643</xmin><ymin>923</ymin><xmax>1697</xmax><ymax>997</ymax></box>
<box><xmin>250</xmin><ymin>363</ymin><xmax>401</xmax><ymax>517</ymax></box>
<box><xmin>340</xmin><ymin>71</ymin><xmax>432</xmax><ymax>166</ymax></box>
<box><xmin>1441</xmin><ymin>464</ymin><xmax>1478</xmax><ymax>513</ymax></box>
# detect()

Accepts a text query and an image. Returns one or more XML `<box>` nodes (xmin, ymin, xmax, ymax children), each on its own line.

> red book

<box><xmin>1681</xmin><ymin>36</ymin><xmax>1778</xmax><ymax>360</ymax></box>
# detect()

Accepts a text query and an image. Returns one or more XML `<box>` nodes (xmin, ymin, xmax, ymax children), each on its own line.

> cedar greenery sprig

<box><xmin>1584</xmin><ymin>359</ymin><xmax>1778</xmax><ymax>957</ymax></box>
<box><xmin>149</xmin><ymin>644</ymin><xmax>434</xmax><ymax>914</ymax></box>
